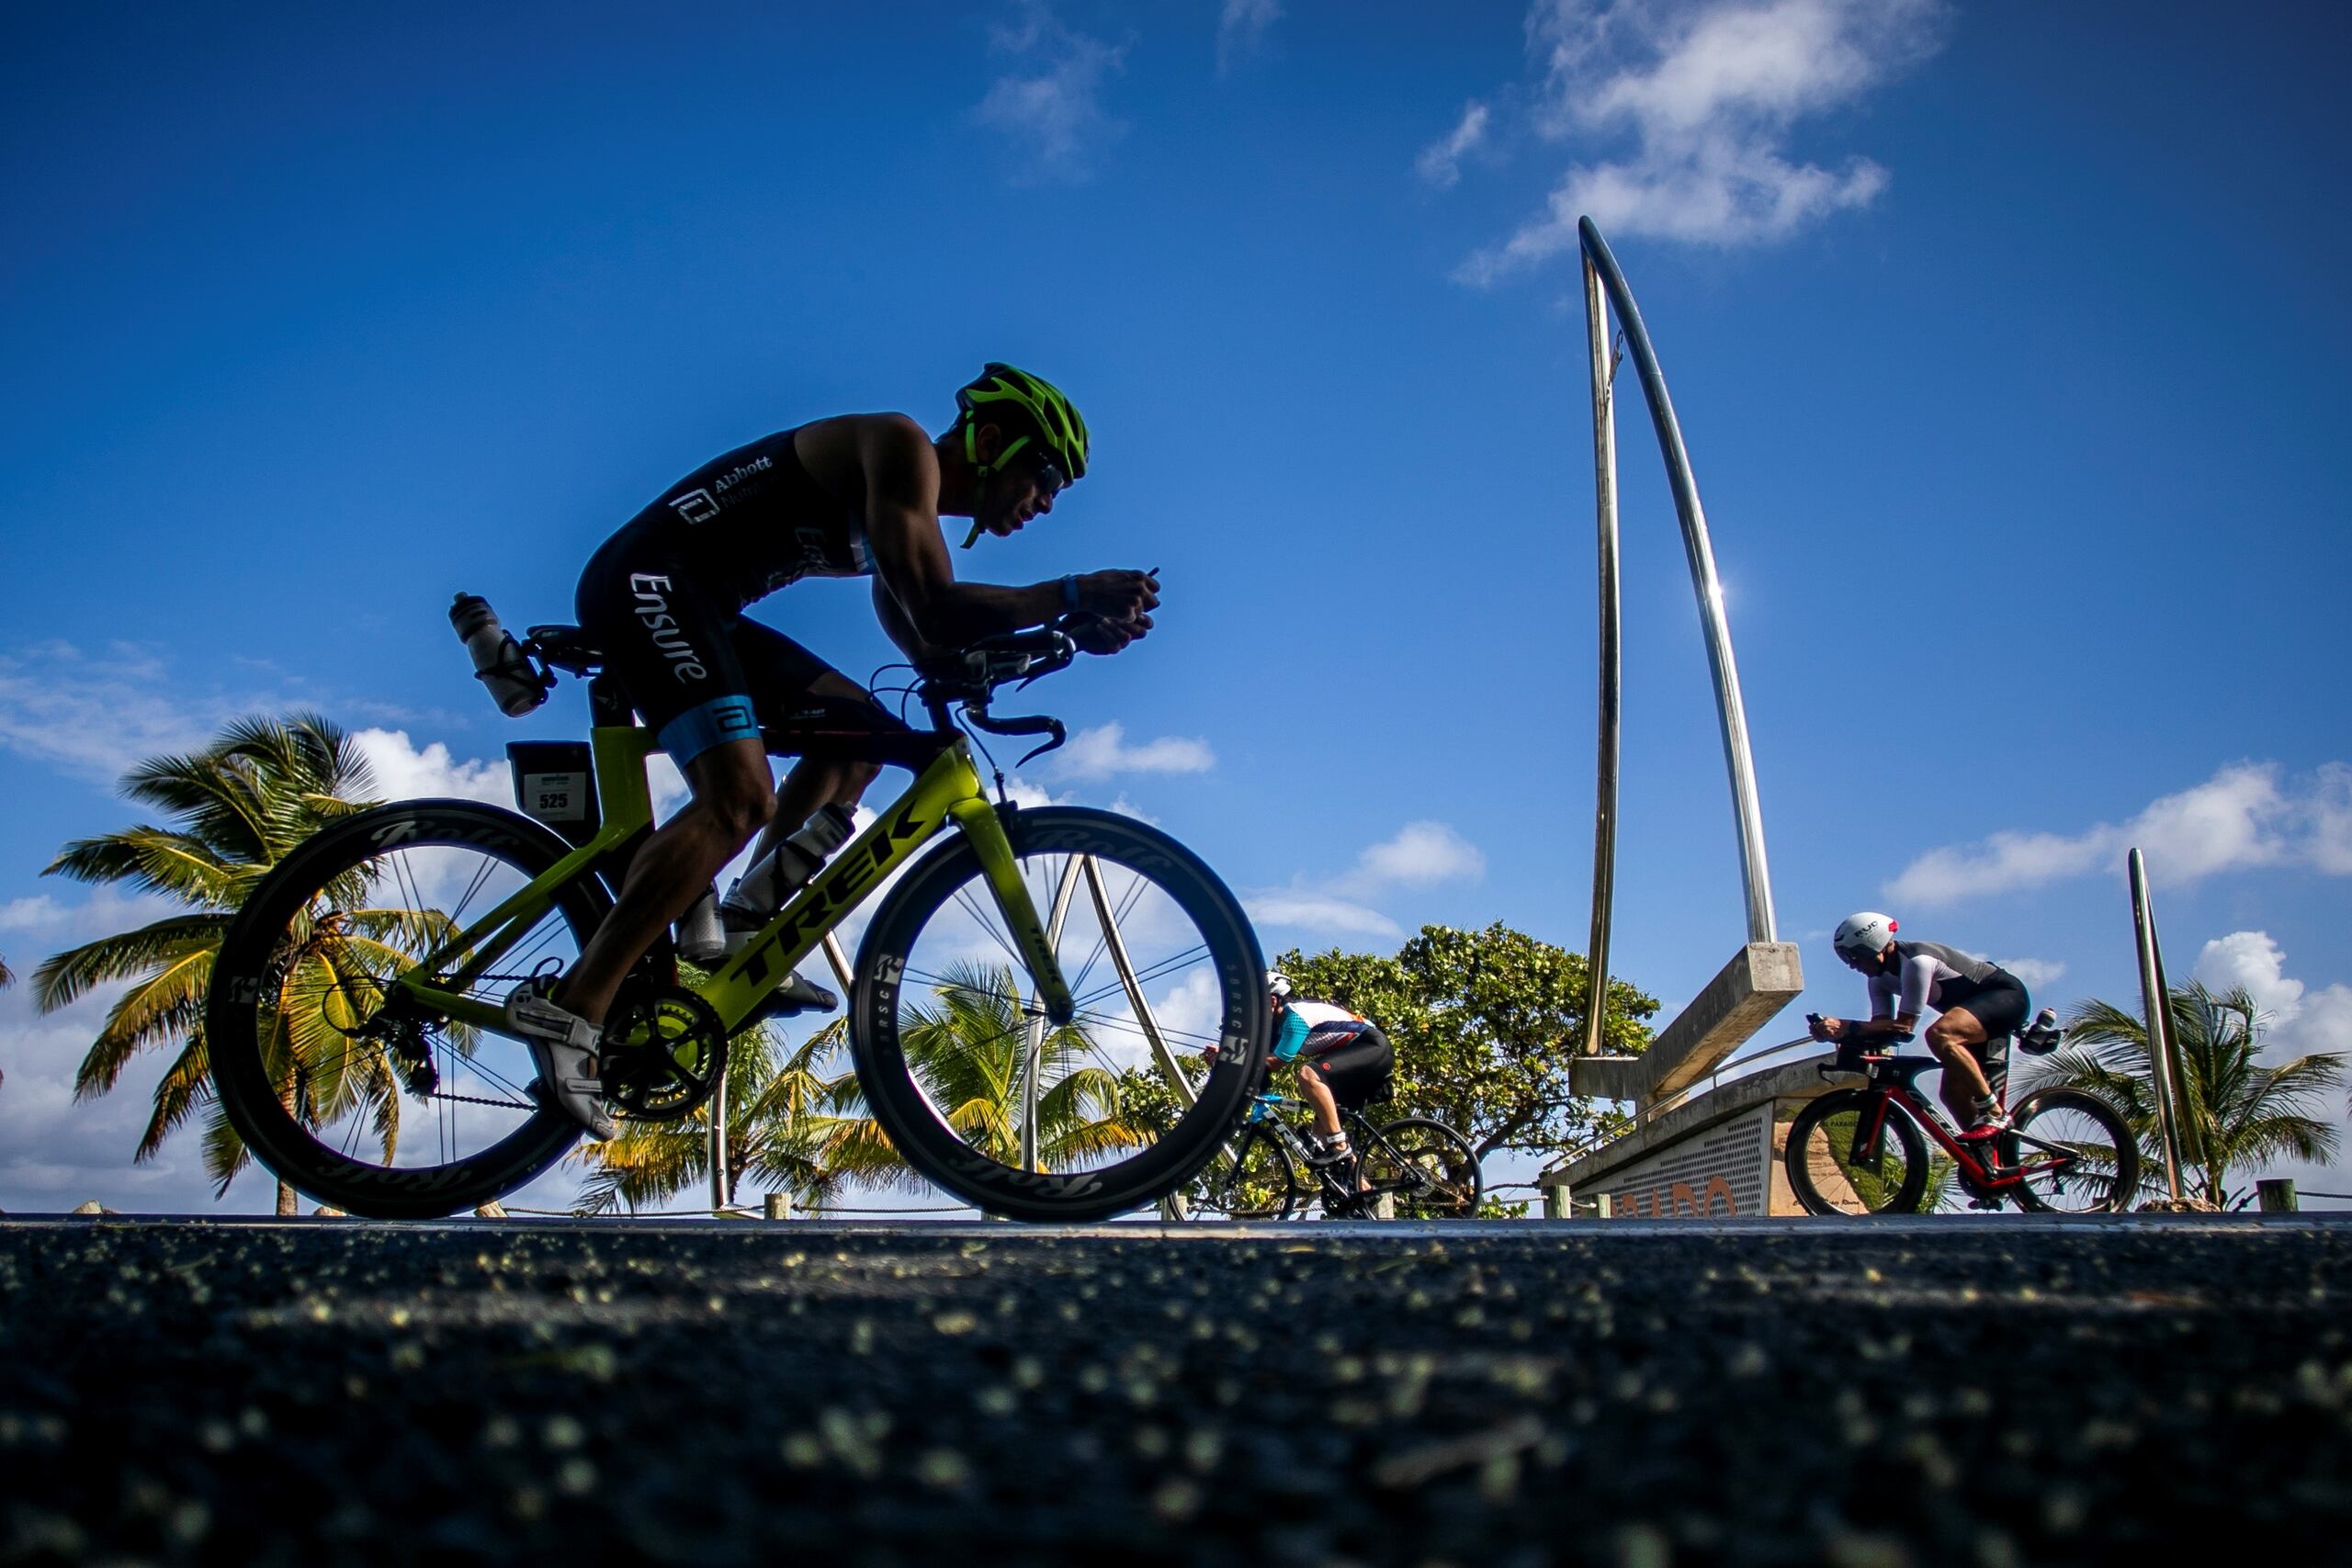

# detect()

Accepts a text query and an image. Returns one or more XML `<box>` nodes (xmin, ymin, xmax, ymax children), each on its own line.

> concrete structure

<box><xmin>1542</xmin><ymin>1054</ymin><xmax>1839</xmax><ymax>1218</ymax></box>
<box><xmin>1570</xmin><ymin>942</ymin><xmax>1804</xmax><ymax>1105</ymax></box>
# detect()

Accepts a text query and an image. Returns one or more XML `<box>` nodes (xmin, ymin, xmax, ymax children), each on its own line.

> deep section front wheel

<box><xmin>1360</xmin><ymin>1117</ymin><xmax>1483</xmax><ymax>1218</ymax></box>
<box><xmin>208</xmin><ymin>800</ymin><xmax>607</xmax><ymax>1219</ymax></box>
<box><xmin>851</xmin><ymin>807</ymin><xmax>1268</xmax><ymax>1222</ymax></box>
<box><xmin>1193</xmin><ymin>1125</ymin><xmax>1297</xmax><ymax>1220</ymax></box>
<box><xmin>2007</xmin><ymin>1088</ymin><xmax>2140</xmax><ymax>1213</ymax></box>
<box><xmin>1783</xmin><ymin>1089</ymin><xmax>1930</xmax><ymax>1216</ymax></box>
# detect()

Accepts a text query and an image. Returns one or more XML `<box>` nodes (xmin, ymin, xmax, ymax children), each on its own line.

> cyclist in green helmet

<box><xmin>507</xmin><ymin>363</ymin><xmax>1159</xmax><ymax>1139</ymax></box>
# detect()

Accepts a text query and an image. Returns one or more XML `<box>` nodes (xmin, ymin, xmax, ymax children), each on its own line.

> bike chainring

<box><xmin>598</xmin><ymin>985</ymin><xmax>728</xmax><ymax>1122</ymax></box>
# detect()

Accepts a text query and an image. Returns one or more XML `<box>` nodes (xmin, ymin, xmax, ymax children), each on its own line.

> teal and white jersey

<box><xmin>1272</xmin><ymin>999</ymin><xmax>1369</xmax><ymax>1061</ymax></box>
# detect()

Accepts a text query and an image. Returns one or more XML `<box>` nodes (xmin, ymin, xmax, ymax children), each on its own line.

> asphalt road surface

<box><xmin>2</xmin><ymin>1213</ymin><xmax>2347</xmax><ymax>1565</ymax></box>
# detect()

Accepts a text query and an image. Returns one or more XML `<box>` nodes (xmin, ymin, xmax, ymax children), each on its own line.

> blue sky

<box><xmin>5</xmin><ymin>1</ymin><xmax>2348</xmax><ymax>1213</ymax></box>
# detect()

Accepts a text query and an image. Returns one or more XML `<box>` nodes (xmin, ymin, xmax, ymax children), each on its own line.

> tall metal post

<box><xmin>1580</xmin><ymin>249</ymin><xmax>1623</xmax><ymax>1060</ymax></box>
<box><xmin>708</xmin><ymin>1055</ymin><xmax>729</xmax><ymax>1214</ymax></box>
<box><xmin>820</xmin><ymin>932</ymin><xmax>856</xmax><ymax>994</ymax></box>
<box><xmin>1577</xmin><ymin>217</ymin><xmax>1777</xmax><ymax>945</ymax></box>
<box><xmin>1020</xmin><ymin>857</ymin><xmax>1088</xmax><ymax>1173</ymax></box>
<box><xmin>1081</xmin><ymin>857</ymin><xmax>1196</xmax><ymax>1106</ymax></box>
<box><xmin>2129</xmin><ymin>848</ymin><xmax>2188</xmax><ymax>1202</ymax></box>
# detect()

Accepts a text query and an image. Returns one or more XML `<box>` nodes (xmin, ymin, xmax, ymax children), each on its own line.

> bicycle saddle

<box><xmin>525</xmin><ymin>625</ymin><xmax>605</xmax><ymax>676</ymax></box>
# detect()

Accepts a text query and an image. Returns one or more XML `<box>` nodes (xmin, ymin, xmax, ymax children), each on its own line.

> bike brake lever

<box><xmin>1014</xmin><ymin>718</ymin><xmax>1067</xmax><ymax>767</ymax></box>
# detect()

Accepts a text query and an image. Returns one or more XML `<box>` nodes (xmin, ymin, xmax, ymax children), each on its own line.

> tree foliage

<box><xmin>1273</xmin><ymin>922</ymin><xmax>1657</xmax><ymax>1160</ymax></box>
<box><xmin>32</xmin><ymin>714</ymin><xmax>379</xmax><ymax>1207</ymax></box>
<box><xmin>575</xmin><ymin>962</ymin><xmax>1146</xmax><ymax>1214</ymax></box>
<box><xmin>2036</xmin><ymin>982</ymin><xmax>2344</xmax><ymax>1209</ymax></box>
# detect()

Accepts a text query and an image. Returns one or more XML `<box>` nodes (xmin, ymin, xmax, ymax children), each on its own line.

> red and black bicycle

<box><xmin>1783</xmin><ymin>1016</ymin><xmax>2140</xmax><ymax>1216</ymax></box>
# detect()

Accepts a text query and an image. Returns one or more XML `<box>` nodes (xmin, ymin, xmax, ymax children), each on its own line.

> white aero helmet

<box><xmin>1833</xmin><ymin>911</ymin><xmax>1899</xmax><ymax>967</ymax></box>
<box><xmin>1266</xmin><ymin>970</ymin><xmax>1294</xmax><ymax>998</ymax></box>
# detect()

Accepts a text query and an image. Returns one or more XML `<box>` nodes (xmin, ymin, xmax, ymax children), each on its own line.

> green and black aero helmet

<box><xmin>955</xmin><ymin>362</ymin><xmax>1090</xmax><ymax>486</ymax></box>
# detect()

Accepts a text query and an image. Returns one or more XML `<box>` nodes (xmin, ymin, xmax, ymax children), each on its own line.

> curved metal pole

<box><xmin>1021</xmin><ymin>856</ymin><xmax>1087</xmax><ymax>1174</ymax></box>
<box><xmin>1578</xmin><ymin>217</ymin><xmax>1777</xmax><ymax>943</ymax></box>
<box><xmin>1580</xmin><ymin>250</ymin><xmax>1623</xmax><ymax>1060</ymax></box>
<box><xmin>1080</xmin><ymin>856</ymin><xmax>1195</xmax><ymax>1108</ymax></box>
<box><xmin>2129</xmin><ymin>849</ymin><xmax>2188</xmax><ymax>1202</ymax></box>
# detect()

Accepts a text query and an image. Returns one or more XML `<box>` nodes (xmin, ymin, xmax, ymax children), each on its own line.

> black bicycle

<box><xmin>205</xmin><ymin>615</ymin><xmax>1271</xmax><ymax>1222</ymax></box>
<box><xmin>1192</xmin><ymin>1088</ymin><xmax>1483</xmax><ymax>1220</ymax></box>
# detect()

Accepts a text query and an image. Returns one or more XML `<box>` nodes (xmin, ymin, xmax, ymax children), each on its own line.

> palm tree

<box><xmin>573</xmin><ymin>1019</ymin><xmax>899</xmax><ymax>1214</ymax></box>
<box><xmin>2038</xmin><ymin>983</ymin><xmax>2345</xmax><ymax>1210</ymax></box>
<box><xmin>575</xmin><ymin>963</ymin><xmax>1146</xmax><ymax>1214</ymax></box>
<box><xmin>32</xmin><ymin>714</ymin><xmax>379</xmax><ymax>1213</ymax></box>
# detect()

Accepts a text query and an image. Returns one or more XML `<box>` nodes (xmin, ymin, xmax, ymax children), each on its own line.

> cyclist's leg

<box><xmin>1305</xmin><ymin>1030</ymin><xmax>1394</xmax><ymax>1190</ymax></box>
<box><xmin>560</xmin><ymin>739</ymin><xmax>773</xmax><ymax>1025</ymax></box>
<box><xmin>727</xmin><ymin>619</ymin><xmax>904</xmax><ymax>877</ymax></box>
<box><xmin>1925</xmin><ymin>1007</ymin><xmax>1998</xmax><ymax>1130</ymax></box>
<box><xmin>1312</xmin><ymin>1027</ymin><xmax>1394</xmax><ymax>1111</ymax></box>
<box><xmin>1294</xmin><ymin>1059</ymin><xmax>1343</xmax><ymax>1139</ymax></box>
<box><xmin>560</xmin><ymin>535</ymin><xmax>776</xmax><ymax>1026</ymax></box>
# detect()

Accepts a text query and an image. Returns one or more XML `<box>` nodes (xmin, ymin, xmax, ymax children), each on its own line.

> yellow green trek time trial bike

<box><xmin>206</xmin><ymin>618</ymin><xmax>1270</xmax><ymax>1222</ymax></box>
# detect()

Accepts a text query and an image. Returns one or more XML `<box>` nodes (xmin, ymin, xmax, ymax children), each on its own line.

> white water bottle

<box><xmin>723</xmin><ymin>804</ymin><xmax>858</xmax><ymax>925</ymax></box>
<box><xmin>676</xmin><ymin>885</ymin><xmax>728</xmax><ymax>964</ymax></box>
<box><xmin>450</xmin><ymin>593</ymin><xmax>547</xmax><ymax>717</ymax></box>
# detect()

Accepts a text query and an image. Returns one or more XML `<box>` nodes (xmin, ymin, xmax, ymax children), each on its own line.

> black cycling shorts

<box><xmin>1946</xmin><ymin>974</ymin><xmax>2028</xmax><ymax>1100</ymax></box>
<box><xmin>1950</xmin><ymin>975</ymin><xmax>2030</xmax><ymax>1039</ymax></box>
<box><xmin>575</xmin><ymin>521</ymin><xmax>897</xmax><ymax>765</ymax></box>
<box><xmin>1301</xmin><ymin>1024</ymin><xmax>1395</xmax><ymax>1111</ymax></box>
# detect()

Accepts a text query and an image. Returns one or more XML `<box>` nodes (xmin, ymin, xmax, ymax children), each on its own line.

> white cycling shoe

<box><xmin>503</xmin><ymin>979</ymin><xmax>619</xmax><ymax>1142</ymax></box>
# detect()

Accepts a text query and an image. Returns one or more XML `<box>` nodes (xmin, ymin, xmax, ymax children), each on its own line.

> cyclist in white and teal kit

<box><xmin>1265</xmin><ymin>971</ymin><xmax>1393</xmax><ymax>1168</ymax></box>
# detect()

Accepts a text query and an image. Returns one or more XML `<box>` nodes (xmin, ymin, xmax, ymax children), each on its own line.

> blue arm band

<box><xmin>1059</xmin><ymin>575</ymin><xmax>1080</xmax><ymax>615</ymax></box>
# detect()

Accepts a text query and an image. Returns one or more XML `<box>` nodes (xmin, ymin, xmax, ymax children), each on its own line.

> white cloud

<box><xmin>1242</xmin><ymin>890</ymin><xmax>1401</xmax><ymax>941</ymax></box>
<box><xmin>0</xmin><ymin>896</ymin><xmax>64</xmax><ymax>933</ymax></box>
<box><xmin>1103</xmin><ymin>793</ymin><xmax>1161</xmax><ymax>825</ymax></box>
<box><xmin>2194</xmin><ymin>931</ymin><xmax>2304</xmax><ymax>1021</ymax></box>
<box><xmin>1453</xmin><ymin>0</ymin><xmax>1942</xmax><ymax>279</ymax></box>
<box><xmin>0</xmin><ymin>886</ymin><xmax>175</xmax><ymax>945</ymax></box>
<box><xmin>1417</xmin><ymin>100</ymin><xmax>1491</xmax><ymax>188</ymax></box>
<box><xmin>351</xmin><ymin>728</ymin><xmax>510</xmax><ymax>806</ymax></box>
<box><xmin>975</xmin><ymin>2</ymin><xmax>1128</xmax><ymax>183</ymax></box>
<box><xmin>1887</xmin><ymin>761</ymin><xmax>2351</xmax><ymax>907</ymax></box>
<box><xmin>1216</xmin><ymin>0</ymin><xmax>1281</xmax><ymax>73</ymax></box>
<box><xmin>1341</xmin><ymin>820</ymin><xmax>1487</xmax><ymax>892</ymax></box>
<box><xmin>1244</xmin><ymin>822</ymin><xmax>1484</xmax><ymax>942</ymax></box>
<box><xmin>0</xmin><ymin>641</ymin><xmax>239</xmax><ymax>784</ymax></box>
<box><xmin>2189</xmin><ymin>931</ymin><xmax>2352</xmax><ymax>1073</ymax></box>
<box><xmin>1054</xmin><ymin>722</ymin><xmax>1216</xmax><ymax>781</ymax></box>
<box><xmin>1993</xmin><ymin>957</ymin><xmax>2066</xmax><ymax>990</ymax></box>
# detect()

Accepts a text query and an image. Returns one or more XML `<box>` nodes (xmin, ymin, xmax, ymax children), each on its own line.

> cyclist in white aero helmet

<box><xmin>1810</xmin><ymin>911</ymin><xmax>2035</xmax><ymax>1142</ymax></box>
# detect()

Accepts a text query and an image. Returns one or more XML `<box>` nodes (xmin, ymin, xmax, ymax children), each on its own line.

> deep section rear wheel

<box><xmin>1361</xmin><ymin>1117</ymin><xmax>1484</xmax><ymax>1218</ymax></box>
<box><xmin>1784</xmin><ymin>1089</ymin><xmax>1930</xmax><ymax>1216</ymax></box>
<box><xmin>851</xmin><ymin>807</ymin><xmax>1268</xmax><ymax>1222</ymax></box>
<box><xmin>1194</xmin><ymin>1125</ymin><xmax>1298</xmax><ymax>1220</ymax></box>
<box><xmin>208</xmin><ymin>800</ymin><xmax>608</xmax><ymax>1219</ymax></box>
<box><xmin>2007</xmin><ymin>1088</ymin><xmax>2140</xmax><ymax>1213</ymax></box>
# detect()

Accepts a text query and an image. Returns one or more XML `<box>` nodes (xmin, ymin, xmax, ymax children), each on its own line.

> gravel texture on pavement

<box><xmin>1</xmin><ymin>1213</ymin><xmax>2346</xmax><ymax>1565</ymax></box>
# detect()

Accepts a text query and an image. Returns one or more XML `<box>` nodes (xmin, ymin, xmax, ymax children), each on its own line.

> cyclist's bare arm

<box><xmin>1819</xmin><ymin>1012</ymin><xmax>1919</xmax><ymax>1042</ymax></box>
<box><xmin>817</xmin><ymin>413</ymin><xmax>1152</xmax><ymax>649</ymax></box>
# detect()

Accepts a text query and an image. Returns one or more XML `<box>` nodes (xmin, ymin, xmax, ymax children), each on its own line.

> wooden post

<box><xmin>1543</xmin><ymin>1186</ymin><xmax>1570</xmax><ymax>1219</ymax></box>
<box><xmin>764</xmin><ymin>1191</ymin><xmax>794</xmax><ymax>1221</ymax></box>
<box><xmin>2256</xmin><ymin>1178</ymin><xmax>2299</xmax><ymax>1213</ymax></box>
